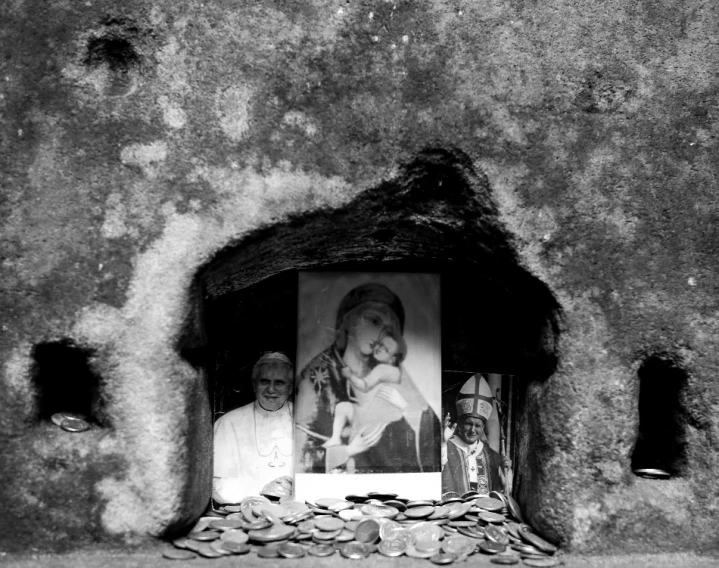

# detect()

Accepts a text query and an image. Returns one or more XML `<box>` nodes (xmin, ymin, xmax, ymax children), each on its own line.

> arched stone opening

<box><xmin>186</xmin><ymin>149</ymin><xmax>562</xmax><ymax>524</ymax></box>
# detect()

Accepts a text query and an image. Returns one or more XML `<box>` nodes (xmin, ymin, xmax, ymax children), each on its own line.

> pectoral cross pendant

<box><xmin>268</xmin><ymin>447</ymin><xmax>285</xmax><ymax>468</ymax></box>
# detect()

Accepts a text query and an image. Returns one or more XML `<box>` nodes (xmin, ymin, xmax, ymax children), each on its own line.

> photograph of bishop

<box><xmin>441</xmin><ymin>374</ymin><xmax>510</xmax><ymax>499</ymax></box>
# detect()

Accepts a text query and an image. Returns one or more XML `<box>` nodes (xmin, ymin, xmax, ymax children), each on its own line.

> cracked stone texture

<box><xmin>1</xmin><ymin>0</ymin><xmax>718</xmax><ymax>555</ymax></box>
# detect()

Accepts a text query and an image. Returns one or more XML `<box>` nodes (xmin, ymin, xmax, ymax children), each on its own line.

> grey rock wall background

<box><xmin>1</xmin><ymin>0</ymin><xmax>717</xmax><ymax>554</ymax></box>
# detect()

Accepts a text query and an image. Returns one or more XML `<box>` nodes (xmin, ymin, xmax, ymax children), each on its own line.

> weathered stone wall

<box><xmin>1</xmin><ymin>0</ymin><xmax>718</xmax><ymax>554</ymax></box>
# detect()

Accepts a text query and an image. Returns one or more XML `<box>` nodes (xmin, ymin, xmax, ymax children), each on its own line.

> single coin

<box><xmin>336</xmin><ymin>529</ymin><xmax>355</xmax><ymax>542</ymax></box>
<box><xmin>367</xmin><ymin>492</ymin><xmax>398</xmax><ymax>501</ymax></box>
<box><xmin>316</xmin><ymin>497</ymin><xmax>345</xmax><ymax>508</ymax></box>
<box><xmin>355</xmin><ymin>518</ymin><xmax>381</xmax><ymax>543</ymax></box>
<box><xmin>485</xmin><ymin>524</ymin><xmax>510</xmax><ymax>545</ymax></box>
<box><xmin>183</xmin><ymin>539</ymin><xmax>202</xmax><ymax>552</ymax></box>
<box><xmin>479</xmin><ymin>512</ymin><xmax>506</xmax><ymax>523</ymax></box>
<box><xmin>313</xmin><ymin>529</ymin><xmax>341</xmax><ymax>541</ymax></box>
<box><xmin>415</xmin><ymin>539</ymin><xmax>442</xmax><ymax>553</ymax></box>
<box><xmin>409</xmin><ymin>521</ymin><xmax>443</xmax><ymax>542</ymax></box>
<box><xmin>345</xmin><ymin>494</ymin><xmax>369</xmax><ymax>503</ymax></box>
<box><xmin>505</xmin><ymin>495</ymin><xmax>525</xmax><ymax>522</ymax></box>
<box><xmin>278</xmin><ymin>542</ymin><xmax>306</xmax><ymax>558</ymax></box>
<box><xmin>344</xmin><ymin>520</ymin><xmax>360</xmax><ymax>532</ymax></box>
<box><xmin>379</xmin><ymin>519</ymin><xmax>403</xmax><ymax>541</ymax></box>
<box><xmin>478</xmin><ymin>540</ymin><xmax>507</xmax><ymax>554</ymax></box>
<box><xmin>405</xmin><ymin>505</ymin><xmax>435</xmax><ymax>519</ymax></box>
<box><xmin>461</xmin><ymin>491</ymin><xmax>480</xmax><ymax>500</ymax></box>
<box><xmin>295</xmin><ymin>532</ymin><xmax>312</xmax><ymax>541</ymax></box>
<box><xmin>506</xmin><ymin>522</ymin><xmax>521</xmax><ymax>539</ymax></box>
<box><xmin>428</xmin><ymin>504</ymin><xmax>451</xmax><ymax>520</ymax></box>
<box><xmin>248</xmin><ymin>524</ymin><xmax>295</xmax><ymax>543</ymax></box>
<box><xmin>225</xmin><ymin>512</ymin><xmax>245</xmax><ymax>521</ymax></box>
<box><xmin>340</xmin><ymin>542</ymin><xmax>372</xmax><ymax>559</ymax></box>
<box><xmin>457</xmin><ymin>526</ymin><xmax>485</xmax><ymax>539</ymax></box>
<box><xmin>443</xmin><ymin>526</ymin><xmax>458</xmax><ymax>537</ymax></box>
<box><xmin>394</xmin><ymin>513</ymin><xmax>408</xmax><ymax>522</ymax></box>
<box><xmin>241</xmin><ymin>496</ymin><xmax>270</xmax><ymax>522</ymax></box>
<box><xmin>448</xmin><ymin>520</ymin><xmax>476</xmax><ymax>528</ymax></box>
<box><xmin>196</xmin><ymin>542</ymin><xmax>223</xmax><ymax>558</ymax></box>
<box><xmin>339</xmin><ymin>508</ymin><xmax>363</xmax><ymax>522</ymax></box>
<box><xmin>297</xmin><ymin>520</ymin><xmax>315</xmax><ymax>533</ymax></box>
<box><xmin>328</xmin><ymin>500</ymin><xmax>355</xmax><ymax>512</ymax></box>
<box><xmin>209</xmin><ymin>539</ymin><xmax>232</xmax><ymax>555</ymax></box>
<box><xmin>490</xmin><ymin>553</ymin><xmax>521</xmax><ymax>564</ymax></box>
<box><xmin>314</xmin><ymin>516</ymin><xmax>345</xmax><ymax>532</ymax></box>
<box><xmin>309</xmin><ymin>543</ymin><xmax>336</xmax><ymax>556</ymax></box>
<box><xmin>378</xmin><ymin>539</ymin><xmax>407</xmax><ymax>557</ymax></box>
<box><xmin>209</xmin><ymin>518</ymin><xmax>244</xmax><ymax>531</ymax></box>
<box><xmin>284</xmin><ymin>509</ymin><xmax>313</xmax><ymax>524</ymax></box>
<box><xmin>161</xmin><ymin>547</ymin><xmax>197</xmax><ymax>560</ymax></box>
<box><xmin>442</xmin><ymin>535</ymin><xmax>476</xmax><ymax>556</ymax></box>
<box><xmin>219</xmin><ymin>529</ymin><xmax>248</xmax><ymax>544</ymax></box>
<box><xmin>253</xmin><ymin>503</ymin><xmax>289</xmax><ymax>521</ymax></box>
<box><xmin>430</xmin><ymin>551</ymin><xmax>458</xmax><ymax>564</ymax></box>
<box><xmin>220</xmin><ymin>541</ymin><xmax>251</xmax><ymax>554</ymax></box>
<box><xmin>244</xmin><ymin>518</ymin><xmax>272</xmax><ymax>530</ymax></box>
<box><xmin>633</xmin><ymin>468</ymin><xmax>671</xmax><ymax>479</ymax></box>
<box><xmin>60</xmin><ymin>417</ymin><xmax>90</xmax><ymax>432</ymax></box>
<box><xmin>518</xmin><ymin>526</ymin><xmax>558</xmax><ymax>553</ymax></box>
<box><xmin>406</xmin><ymin>544</ymin><xmax>438</xmax><ymax>559</ymax></box>
<box><xmin>222</xmin><ymin>504</ymin><xmax>242</xmax><ymax>513</ymax></box>
<box><xmin>384</xmin><ymin>500</ymin><xmax>408</xmax><ymax>512</ymax></box>
<box><xmin>257</xmin><ymin>544</ymin><xmax>281</xmax><ymax>558</ymax></box>
<box><xmin>475</xmin><ymin>497</ymin><xmax>505</xmax><ymax>512</ymax></box>
<box><xmin>360</xmin><ymin>503</ymin><xmax>399</xmax><ymax>518</ymax></box>
<box><xmin>187</xmin><ymin>530</ymin><xmax>220</xmax><ymax>541</ymax></box>
<box><xmin>440</xmin><ymin>497</ymin><xmax>464</xmax><ymax>505</ymax></box>
<box><xmin>489</xmin><ymin>491</ymin><xmax>508</xmax><ymax>504</ymax></box>
<box><xmin>511</xmin><ymin>543</ymin><xmax>543</xmax><ymax>554</ymax></box>
<box><xmin>171</xmin><ymin>537</ymin><xmax>189</xmax><ymax>549</ymax></box>
<box><xmin>522</xmin><ymin>558</ymin><xmax>560</xmax><ymax>567</ymax></box>
<box><xmin>447</xmin><ymin>501</ymin><xmax>473</xmax><ymax>520</ymax></box>
<box><xmin>407</xmin><ymin>500</ymin><xmax>434</xmax><ymax>508</ymax></box>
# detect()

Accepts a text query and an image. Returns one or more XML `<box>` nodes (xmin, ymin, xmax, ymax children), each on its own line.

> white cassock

<box><xmin>213</xmin><ymin>401</ymin><xmax>294</xmax><ymax>503</ymax></box>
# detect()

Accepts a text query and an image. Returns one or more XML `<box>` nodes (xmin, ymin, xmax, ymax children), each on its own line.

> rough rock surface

<box><xmin>1</xmin><ymin>0</ymin><xmax>717</xmax><ymax>554</ymax></box>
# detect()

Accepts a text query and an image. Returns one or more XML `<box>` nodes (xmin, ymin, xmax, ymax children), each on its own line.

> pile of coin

<box><xmin>51</xmin><ymin>412</ymin><xmax>90</xmax><ymax>433</ymax></box>
<box><xmin>163</xmin><ymin>490</ymin><xmax>560</xmax><ymax>565</ymax></box>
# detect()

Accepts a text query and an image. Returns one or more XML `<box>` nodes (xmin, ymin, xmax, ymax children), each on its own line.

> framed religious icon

<box><xmin>294</xmin><ymin>272</ymin><xmax>442</xmax><ymax>501</ymax></box>
<box><xmin>441</xmin><ymin>371</ymin><xmax>518</xmax><ymax>499</ymax></box>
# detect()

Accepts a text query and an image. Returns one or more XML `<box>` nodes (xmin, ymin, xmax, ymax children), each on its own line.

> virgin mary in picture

<box><xmin>294</xmin><ymin>275</ymin><xmax>441</xmax><ymax>478</ymax></box>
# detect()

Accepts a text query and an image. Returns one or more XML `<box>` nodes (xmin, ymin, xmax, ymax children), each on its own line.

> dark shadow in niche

<box><xmin>31</xmin><ymin>339</ymin><xmax>107</xmax><ymax>426</ymax></box>
<box><xmin>631</xmin><ymin>355</ymin><xmax>688</xmax><ymax>477</ymax></box>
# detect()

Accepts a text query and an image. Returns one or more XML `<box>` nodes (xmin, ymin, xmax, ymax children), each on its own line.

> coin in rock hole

<box><xmin>522</xmin><ymin>558</ymin><xmax>560</xmax><ymax>567</ymax></box>
<box><xmin>355</xmin><ymin>518</ymin><xmax>381</xmax><ymax>543</ymax></box>
<box><xmin>219</xmin><ymin>529</ymin><xmax>248</xmax><ymax>544</ymax></box>
<box><xmin>209</xmin><ymin>518</ymin><xmax>244</xmax><ymax>531</ymax></box>
<box><xmin>518</xmin><ymin>526</ymin><xmax>558</xmax><ymax>553</ymax></box>
<box><xmin>278</xmin><ymin>542</ymin><xmax>307</xmax><ymax>558</ymax></box>
<box><xmin>196</xmin><ymin>542</ymin><xmax>224</xmax><ymax>558</ymax></box>
<box><xmin>209</xmin><ymin>540</ymin><xmax>232</xmax><ymax>555</ymax></box>
<box><xmin>339</xmin><ymin>508</ymin><xmax>363</xmax><ymax>521</ymax></box>
<box><xmin>340</xmin><ymin>542</ymin><xmax>372</xmax><ymax>559</ymax></box>
<box><xmin>60</xmin><ymin>417</ymin><xmax>90</xmax><ymax>432</ymax></box>
<box><xmin>309</xmin><ymin>543</ymin><xmax>336</xmax><ymax>557</ymax></box>
<box><xmin>490</xmin><ymin>553</ymin><xmax>521</xmax><ymax>565</ymax></box>
<box><xmin>257</xmin><ymin>545</ymin><xmax>281</xmax><ymax>558</ymax></box>
<box><xmin>360</xmin><ymin>503</ymin><xmax>399</xmax><ymax>518</ymax></box>
<box><xmin>442</xmin><ymin>535</ymin><xmax>476</xmax><ymax>556</ymax></box>
<box><xmin>241</xmin><ymin>496</ymin><xmax>270</xmax><ymax>521</ymax></box>
<box><xmin>405</xmin><ymin>505</ymin><xmax>435</xmax><ymax>519</ymax></box>
<box><xmin>315</xmin><ymin>497</ymin><xmax>345</xmax><ymax>508</ymax></box>
<box><xmin>475</xmin><ymin>497</ymin><xmax>505</xmax><ymax>512</ymax></box>
<box><xmin>220</xmin><ymin>541</ymin><xmax>251</xmax><ymax>554</ymax></box>
<box><xmin>187</xmin><ymin>530</ymin><xmax>220</xmax><ymax>541</ymax></box>
<box><xmin>314</xmin><ymin>516</ymin><xmax>345</xmax><ymax>532</ymax></box>
<box><xmin>430</xmin><ymin>551</ymin><xmax>458</xmax><ymax>565</ymax></box>
<box><xmin>478</xmin><ymin>540</ymin><xmax>507</xmax><ymax>554</ymax></box>
<box><xmin>378</xmin><ymin>539</ymin><xmax>407</xmax><ymax>557</ymax></box>
<box><xmin>51</xmin><ymin>412</ymin><xmax>86</xmax><ymax>426</ymax></box>
<box><xmin>485</xmin><ymin>524</ymin><xmax>510</xmax><ymax>545</ymax></box>
<box><xmin>162</xmin><ymin>547</ymin><xmax>197</xmax><ymax>560</ymax></box>
<box><xmin>406</xmin><ymin>545</ymin><xmax>438</xmax><ymax>559</ymax></box>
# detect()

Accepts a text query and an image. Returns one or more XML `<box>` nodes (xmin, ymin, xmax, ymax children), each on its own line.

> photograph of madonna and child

<box><xmin>294</xmin><ymin>273</ymin><xmax>442</xmax><ymax>490</ymax></box>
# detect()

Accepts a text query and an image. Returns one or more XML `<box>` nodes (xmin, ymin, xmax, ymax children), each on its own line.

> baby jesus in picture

<box><xmin>323</xmin><ymin>327</ymin><xmax>407</xmax><ymax>449</ymax></box>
